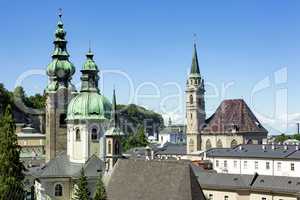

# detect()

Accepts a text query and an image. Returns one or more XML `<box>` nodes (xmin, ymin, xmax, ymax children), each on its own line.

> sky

<box><xmin>0</xmin><ymin>0</ymin><xmax>300</xmax><ymax>134</ymax></box>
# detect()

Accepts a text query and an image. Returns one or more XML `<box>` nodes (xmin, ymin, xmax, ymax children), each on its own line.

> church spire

<box><xmin>190</xmin><ymin>43</ymin><xmax>200</xmax><ymax>75</ymax></box>
<box><xmin>46</xmin><ymin>11</ymin><xmax>75</xmax><ymax>92</ymax></box>
<box><xmin>80</xmin><ymin>48</ymin><xmax>99</xmax><ymax>93</ymax></box>
<box><xmin>111</xmin><ymin>88</ymin><xmax>118</xmax><ymax>128</ymax></box>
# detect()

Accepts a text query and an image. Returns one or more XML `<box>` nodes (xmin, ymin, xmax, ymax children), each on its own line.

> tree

<box><xmin>274</xmin><ymin>133</ymin><xmax>289</xmax><ymax>143</ymax></box>
<box><xmin>292</xmin><ymin>134</ymin><xmax>300</xmax><ymax>141</ymax></box>
<box><xmin>0</xmin><ymin>105</ymin><xmax>25</xmax><ymax>200</ymax></box>
<box><xmin>137</xmin><ymin>126</ymin><xmax>148</xmax><ymax>147</ymax></box>
<box><xmin>93</xmin><ymin>173</ymin><xmax>106</xmax><ymax>200</ymax></box>
<box><xmin>73</xmin><ymin>167</ymin><xmax>90</xmax><ymax>200</ymax></box>
<box><xmin>0</xmin><ymin>84</ymin><xmax>12</xmax><ymax>115</ymax></box>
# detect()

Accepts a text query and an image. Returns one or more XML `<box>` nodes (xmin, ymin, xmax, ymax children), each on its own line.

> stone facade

<box><xmin>46</xmin><ymin>88</ymin><xmax>75</xmax><ymax>162</ymax></box>
<box><xmin>185</xmin><ymin>45</ymin><xmax>267</xmax><ymax>153</ymax></box>
<box><xmin>186</xmin><ymin>44</ymin><xmax>206</xmax><ymax>154</ymax></box>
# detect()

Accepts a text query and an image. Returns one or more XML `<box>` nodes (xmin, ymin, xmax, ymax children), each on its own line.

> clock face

<box><xmin>57</xmin><ymin>69</ymin><xmax>66</xmax><ymax>78</ymax></box>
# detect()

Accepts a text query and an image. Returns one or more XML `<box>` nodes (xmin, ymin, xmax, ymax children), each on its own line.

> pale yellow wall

<box><xmin>203</xmin><ymin>189</ymin><xmax>298</xmax><ymax>200</ymax></box>
<box><xmin>203</xmin><ymin>189</ymin><xmax>241</xmax><ymax>200</ymax></box>
<box><xmin>201</xmin><ymin>135</ymin><xmax>243</xmax><ymax>150</ymax></box>
<box><xmin>18</xmin><ymin>138</ymin><xmax>45</xmax><ymax>147</ymax></box>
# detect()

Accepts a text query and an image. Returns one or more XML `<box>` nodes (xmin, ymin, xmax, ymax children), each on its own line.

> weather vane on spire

<box><xmin>193</xmin><ymin>33</ymin><xmax>197</xmax><ymax>45</ymax></box>
<box><xmin>58</xmin><ymin>8</ymin><xmax>63</xmax><ymax>19</ymax></box>
<box><xmin>89</xmin><ymin>40</ymin><xmax>92</xmax><ymax>52</ymax></box>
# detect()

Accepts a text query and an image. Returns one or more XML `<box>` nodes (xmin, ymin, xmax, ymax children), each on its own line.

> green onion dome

<box><xmin>67</xmin><ymin>92</ymin><xmax>112</xmax><ymax>121</ymax></box>
<box><xmin>46</xmin><ymin>17</ymin><xmax>75</xmax><ymax>80</ymax></box>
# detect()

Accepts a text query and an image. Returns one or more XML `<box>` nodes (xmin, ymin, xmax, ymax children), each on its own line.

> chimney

<box><xmin>239</xmin><ymin>145</ymin><xmax>243</xmax><ymax>150</ymax></box>
<box><xmin>272</xmin><ymin>143</ymin><xmax>275</xmax><ymax>150</ymax></box>
<box><xmin>262</xmin><ymin>145</ymin><xmax>266</xmax><ymax>150</ymax></box>
<box><xmin>284</xmin><ymin>145</ymin><xmax>288</xmax><ymax>150</ymax></box>
<box><xmin>296</xmin><ymin>146</ymin><xmax>299</xmax><ymax>151</ymax></box>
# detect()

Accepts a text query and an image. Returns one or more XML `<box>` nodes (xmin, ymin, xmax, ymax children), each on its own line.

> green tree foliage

<box><xmin>274</xmin><ymin>133</ymin><xmax>289</xmax><ymax>143</ymax></box>
<box><xmin>0</xmin><ymin>105</ymin><xmax>25</xmax><ymax>200</ymax></box>
<box><xmin>0</xmin><ymin>84</ymin><xmax>12</xmax><ymax>115</ymax></box>
<box><xmin>73</xmin><ymin>168</ymin><xmax>90</xmax><ymax>200</ymax></box>
<box><xmin>122</xmin><ymin>126</ymin><xmax>149</xmax><ymax>151</ymax></box>
<box><xmin>13</xmin><ymin>86</ymin><xmax>46</xmax><ymax>110</ymax></box>
<box><xmin>117</xmin><ymin>104</ymin><xmax>164</xmax><ymax>134</ymax></box>
<box><xmin>26</xmin><ymin>93</ymin><xmax>46</xmax><ymax>109</ymax></box>
<box><xmin>292</xmin><ymin>134</ymin><xmax>300</xmax><ymax>141</ymax></box>
<box><xmin>93</xmin><ymin>173</ymin><xmax>106</xmax><ymax>200</ymax></box>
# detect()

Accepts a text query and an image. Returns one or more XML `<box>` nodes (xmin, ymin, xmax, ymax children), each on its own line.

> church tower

<box><xmin>45</xmin><ymin>13</ymin><xmax>76</xmax><ymax>162</ymax></box>
<box><xmin>66</xmin><ymin>49</ymin><xmax>112</xmax><ymax>163</ymax></box>
<box><xmin>186</xmin><ymin>44</ymin><xmax>206</xmax><ymax>154</ymax></box>
<box><xmin>105</xmin><ymin>89</ymin><xmax>124</xmax><ymax>172</ymax></box>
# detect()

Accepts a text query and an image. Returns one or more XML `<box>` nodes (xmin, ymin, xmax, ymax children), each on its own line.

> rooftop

<box><xmin>206</xmin><ymin>144</ymin><xmax>300</xmax><ymax>160</ymax></box>
<box><xmin>194</xmin><ymin>168</ymin><xmax>300</xmax><ymax>196</ymax></box>
<box><xmin>203</xmin><ymin>99</ymin><xmax>268</xmax><ymax>135</ymax></box>
<box><xmin>107</xmin><ymin>159</ymin><xmax>206</xmax><ymax>200</ymax></box>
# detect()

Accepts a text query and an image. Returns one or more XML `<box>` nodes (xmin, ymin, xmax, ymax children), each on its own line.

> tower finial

<box><xmin>88</xmin><ymin>40</ymin><xmax>92</xmax><ymax>53</ymax></box>
<box><xmin>193</xmin><ymin>33</ymin><xmax>197</xmax><ymax>47</ymax></box>
<box><xmin>58</xmin><ymin>8</ymin><xmax>63</xmax><ymax>19</ymax></box>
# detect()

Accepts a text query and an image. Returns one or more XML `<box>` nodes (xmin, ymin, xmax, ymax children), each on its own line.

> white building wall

<box><xmin>209</xmin><ymin>157</ymin><xmax>300</xmax><ymax>177</ymax></box>
<box><xmin>159</xmin><ymin>133</ymin><xmax>170</xmax><ymax>145</ymax></box>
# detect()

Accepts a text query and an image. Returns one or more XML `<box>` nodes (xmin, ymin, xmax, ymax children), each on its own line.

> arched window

<box><xmin>231</xmin><ymin>139</ymin><xmax>238</xmax><ymax>148</ymax></box>
<box><xmin>247</xmin><ymin>139</ymin><xmax>253</xmax><ymax>144</ymax></box>
<box><xmin>206</xmin><ymin>139</ymin><xmax>212</xmax><ymax>150</ymax></box>
<box><xmin>108</xmin><ymin>140</ymin><xmax>112</xmax><ymax>154</ymax></box>
<box><xmin>189</xmin><ymin>139</ymin><xmax>194</xmax><ymax>153</ymax></box>
<box><xmin>54</xmin><ymin>183</ymin><xmax>63</xmax><ymax>197</ymax></box>
<box><xmin>91</xmin><ymin>128</ymin><xmax>98</xmax><ymax>140</ymax></box>
<box><xmin>76</xmin><ymin>129</ymin><xmax>80</xmax><ymax>141</ymax></box>
<box><xmin>115</xmin><ymin>141</ymin><xmax>120</xmax><ymax>155</ymax></box>
<box><xmin>59</xmin><ymin>114</ymin><xmax>67</xmax><ymax>127</ymax></box>
<box><xmin>189</xmin><ymin>94</ymin><xmax>193</xmax><ymax>104</ymax></box>
<box><xmin>216</xmin><ymin>139</ymin><xmax>223</xmax><ymax>148</ymax></box>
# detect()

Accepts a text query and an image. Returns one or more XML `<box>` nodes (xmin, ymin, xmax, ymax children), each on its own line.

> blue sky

<box><xmin>1</xmin><ymin>0</ymin><xmax>300</xmax><ymax>134</ymax></box>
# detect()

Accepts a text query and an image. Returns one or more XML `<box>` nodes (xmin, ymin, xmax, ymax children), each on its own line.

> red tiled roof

<box><xmin>202</xmin><ymin>99</ymin><xmax>267</xmax><ymax>135</ymax></box>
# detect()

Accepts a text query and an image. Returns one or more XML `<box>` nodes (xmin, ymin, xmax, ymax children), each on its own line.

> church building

<box><xmin>186</xmin><ymin>44</ymin><xmax>268</xmax><ymax>154</ymax></box>
<box><xmin>33</xmin><ymin>13</ymin><xmax>124</xmax><ymax>199</ymax></box>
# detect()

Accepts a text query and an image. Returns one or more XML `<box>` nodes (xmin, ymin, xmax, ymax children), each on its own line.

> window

<box><xmin>206</xmin><ymin>139</ymin><xmax>212</xmax><ymax>150</ymax></box>
<box><xmin>91</xmin><ymin>128</ymin><xmax>98</xmax><ymax>140</ymax></box>
<box><xmin>75</xmin><ymin>129</ymin><xmax>80</xmax><ymax>141</ymax></box>
<box><xmin>54</xmin><ymin>183</ymin><xmax>63</xmax><ymax>197</ymax></box>
<box><xmin>255</xmin><ymin>161</ymin><xmax>258</xmax><ymax>170</ymax></box>
<box><xmin>59</xmin><ymin>114</ymin><xmax>67</xmax><ymax>127</ymax></box>
<box><xmin>189</xmin><ymin>139</ymin><xmax>194</xmax><ymax>153</ymax></box>
<box><xmin>243</xmin><ymin>161</ymin><xmax>247</xmax><ymax>169</ymax></box>
<box><xmin>266</xmin><ymin>162</ymin><xmax>270</xmax><ymax>170</ymax></box>
<box><xmin>216</xmin><ymin>160</ymin><xmax>219</xmax><ymax>167</ymax></box>
<box><xmin>208</xmin><ymin>194</ymin><xmax>213</xmax><ymax>200</ymax></box>
<box><xmin>114</xmin><ymin>141</ymin><xmax>120</xmax><ymax>155</ymax></box>
<box><xmin>261</xmin><ymin>198</ymin><xmax>266</xmax><ymax>200</ymax></box>
<box><xmin>277</xmin><ymin>162</ymin><xmax>282</xmax><ymax>171</ymax></box>
<box><xmin>234</xmin><ymin>160</ymin><xmax>237</xmax><ymax>168</ymax></box>
<box><xmin>224</xmin><ymin>195</ymin><xmax>228</xmax><ymax>200</ymax></box>
<box><xmin>108</xmin><ymin>140</ymin><xmax>112</xmax><ymax>154</ymax></box>
<box><xmin>291</xmin><ymin>163</ymin><xmax>295</xmax><ymax>171</ymax></box>
<box><xmin>224</xmin><ymin>160</ymin><xmax>227</xmax><ymax>168</ymax></box>
<box><xmin>189</xmin><ymin>94</ymin><xmax>193</xmax><ymax>104</ymax></box>
<box><xmin>231</xmin><ymin>139</ymin><xmax>238</xmax><ymax>148</ymax></box>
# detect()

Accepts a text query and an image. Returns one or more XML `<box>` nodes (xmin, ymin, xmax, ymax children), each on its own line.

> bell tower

<box><xmin>105</xmin><ymin>89</ymin><xmax>124</xmax><ymax>172</ymax></box>
<box><xmin>186</xmin><ymin>44</ymin><xmax>205</xmax><ymax>154</ymax></box>
<box><xmin>45</xmin><ymin>12</ymin><xmax>76</xmax><ymax>162</ymax></box>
